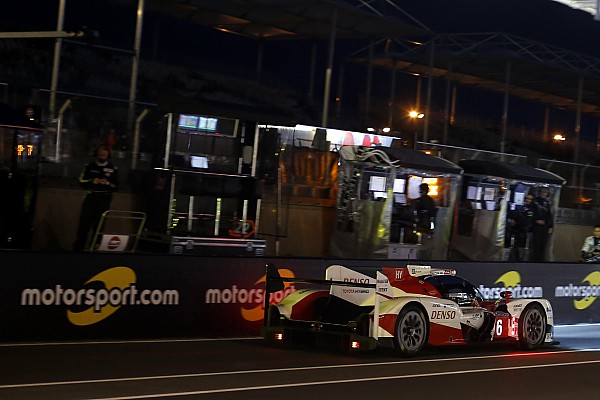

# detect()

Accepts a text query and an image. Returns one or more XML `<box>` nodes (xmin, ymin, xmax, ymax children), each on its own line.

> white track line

<box><xmin>0</xmin><ymin>337</ymin><xmax>261</xmax><ymax>347</ymax></box>
<box><xmin>78</xmin><ymin>359</ymin><xmax>600</xmax><ymax>399</ymax></box>
<box><xmin>1</xmin><ymin>348</ymin><xmax>598</xmax><ymax>390</ymax></box>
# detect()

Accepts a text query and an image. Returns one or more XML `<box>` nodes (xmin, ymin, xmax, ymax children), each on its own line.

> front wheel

<box><xmin>518</xmin><ymin>304</ymin><xmax>546</xmax><ymax>349</ymax></box>
<box><xmin>394</xmin><ymin>305</ymin><xmax>428</xmax><ymax>356</ymax></box>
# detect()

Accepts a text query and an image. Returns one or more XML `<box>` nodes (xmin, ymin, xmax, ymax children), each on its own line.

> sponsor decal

<box><xmin>478</xmin><ymin>271</ymin><xmax>543</xmax><ymax>300</ymax></box>
<box><xmin>204</xmin><ymin>268</ymin><xmax>296</xmax><ymax>322</ymax></box>
<box><xmin>554</xmin><ymin>271</ymin><xmax>600</xmax><ymax>310</ymax></box>
<box><xmin>431</xmin><ymin>310</ymin><xmax>456</xmax><ymax>320</ymax></box>
<box><xmin>343</xmin><ymin>278</ymin><xmax>370</xmax><ymax>284</ymax></box>
<box><xmin>341</xmin><ymin>288</ymin><xmax>370</xmax><ymax>294</ymax></box>
<box><xmin>98</xmin><ymin>234</ymin><xmax>129</xmax><ymax>252</ymax></box>
<box><xmin>20</xmin><ymin>267</ymin><xmax>180</xmax><ymax>326</ymax></box>
<box><xmin>107</xmin><ymin>236</ymin><xmax>121</xmax><ymax>250</ymax></box>
<box><xmin>394</xmin><ymin>269</ymin><xmax>404</xmax><ymax>281</ymax></box>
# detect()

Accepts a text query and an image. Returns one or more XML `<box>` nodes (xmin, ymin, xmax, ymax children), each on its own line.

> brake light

<box><xmin>351</xmin><ymin>341</ymin><xmax>361</xmax><ymax>349</ymax></box>
<box><xmin>274</xmin><ymin>333</ymin><xmax>284</xmax><ymax>341</ymax></box>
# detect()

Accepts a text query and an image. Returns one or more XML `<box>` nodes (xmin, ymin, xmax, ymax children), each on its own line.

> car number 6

<box><xmin>495</xmin><ymin>319</ymin><xmax>504</xmax><ymax>336</ymax></box>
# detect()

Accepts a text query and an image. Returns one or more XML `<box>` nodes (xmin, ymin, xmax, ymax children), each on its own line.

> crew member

<box><xmin>413</xmin><ymin>183</ymin><xmax>437</xmax><ymax>234</ymax></box>
<box><xmin>581</xmin><ymin>225</ymin><xmax>600</xmax><ymax>263</ymax></box>
<box><xmin>531</xmin><ymin>187</ymin><xmax>554</xmax><ymax>262</ymax></box>
<box><xmin>506</xmin><ymin>194</ymin><xmax>536</xmax><ymax>261</ymax></box>
<box><xmin>73</xmin><ymin>146</ymin><xmax>119</xmax><ymax>251</ymax></box>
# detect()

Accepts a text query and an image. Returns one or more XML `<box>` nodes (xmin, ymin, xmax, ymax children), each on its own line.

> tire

<box><xmin>518</xmin><ymin>304</ymin><xmax>547</xmax><ymax>349</ymax></box>
<box><xmin>394</xmin><ymin>305</ymin><xmax>428</xmax><ymax>356</ymax></box>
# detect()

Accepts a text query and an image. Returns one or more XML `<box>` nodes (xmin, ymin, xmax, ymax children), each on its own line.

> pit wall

<box><xmin>32</xmin><ymin>187</ymin><xmax>143</xmax><ymax>251</ymax></box>
<box><xmin>31</xmin><ymin>187</ymin><xmax>590</xmax><ymax>263</ymax></box>
<box><xmin>2</xmin><ymin>251</ymin><xmax>598</xmax><ymax>342</ymax></box>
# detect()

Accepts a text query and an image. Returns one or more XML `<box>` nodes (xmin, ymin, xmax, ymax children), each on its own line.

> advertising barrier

<box><xmin>0</xmin><ymin>251</ymin><xmax>598</xmax><ymax>341</ymax></box>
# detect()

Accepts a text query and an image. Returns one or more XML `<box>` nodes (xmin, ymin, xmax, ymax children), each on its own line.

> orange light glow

<box><xmin>423</xmin><ymin>178</ymin><xmax>439</xmax><ymax>196</ymax></box>
<box><xmin>16</xmin><ymin>144</ymin><xmax>34</xmax><ymax>156</ymax></box>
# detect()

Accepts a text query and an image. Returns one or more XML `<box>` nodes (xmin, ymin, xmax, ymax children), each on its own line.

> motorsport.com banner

<box><xmin>0</xmin><ymin>251</ymin><xmax>598</xmax><ymax>341</ymax></box>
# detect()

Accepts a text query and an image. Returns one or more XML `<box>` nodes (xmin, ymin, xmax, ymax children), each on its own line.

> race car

<box><xmin>262</xmin><ymin>264</ymin><xmax>554</xmax><ymax>355</ymax></box>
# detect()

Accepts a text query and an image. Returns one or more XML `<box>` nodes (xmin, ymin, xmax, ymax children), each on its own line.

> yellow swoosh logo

<box><xmin>574</xmin><ymin>271</ymin><xmax>600</xmax><ymax>310</ymax></box>
<box><xmin>67</xmin><ymin>267</ymin><xmax>136</xmax><ymax>326</ymax></box>
<box><xmin>494</xmin><ymin>271</ymin><xmax>521</xmax><ymax>288</ymax></box>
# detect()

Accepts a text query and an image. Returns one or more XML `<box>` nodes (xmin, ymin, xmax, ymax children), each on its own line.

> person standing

<box><xmin>413</xmin><ymin>183</ymin><xmax>437</xmax><ymax>234</ymax></box>
<box><xmin>531</xmin><ymin>187</ymin><xmax>553</xmax><ymax>262</ymax></box>
<box><xmin>581</xmin><ymin>225</ymin><xmax>600</xmax><ymax>262</ymax></box>
<box><xmin>73</xmin><ymin>146</ymin><xmax>119</xmax><ymax>251</ymax></box>
<box><xmin>506</xmin><ymin>194</ymin><xmax>536</xmax><ymax>261</ymax></box>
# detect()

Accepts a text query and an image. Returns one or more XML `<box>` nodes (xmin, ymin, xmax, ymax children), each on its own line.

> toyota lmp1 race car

<box><xmin>262</xmin><ymin>264</ymin><xmax>554</xmax><ymax>356</ymax></box>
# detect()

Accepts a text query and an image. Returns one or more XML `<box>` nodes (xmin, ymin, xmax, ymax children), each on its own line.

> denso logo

<box><xmin>554</xmin><ymin>271</ymin><xmax>600</xmax><ymax>310</ymax></box>
<box><xmin>204</xmin><ymin>268</ymin><xmax>296</xmax><ymax>322</ymax></box>
<box><xmin>20</xmin><ymin>267</ymin><xmax>179</xmax><ymax>326</ymax></box>
<box><xmin>431</xmin><ymin>310</ymin><xmax>456</xmax><ymax>320</ymax></box>
<box><xmin>343</xmin><ymin>278</ymin><xmax>370</xmax><ymax>284</ymax></box>
<box><xmin>478</xmin><ymin>271</ymin><xmax>543</xmax><ymax>300</ymax></box>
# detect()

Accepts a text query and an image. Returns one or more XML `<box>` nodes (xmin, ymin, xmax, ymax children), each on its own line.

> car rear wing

<box><xmin>264</xmin><ymin>263</ymin><xmax>391</xmax><ymax>339</ymax></box>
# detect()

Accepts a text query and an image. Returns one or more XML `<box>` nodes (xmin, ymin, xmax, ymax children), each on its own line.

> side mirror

<box><xmin>499</xmin><ymin>291</ymin><xmax>513</xmax><ymax>303</ymax></box>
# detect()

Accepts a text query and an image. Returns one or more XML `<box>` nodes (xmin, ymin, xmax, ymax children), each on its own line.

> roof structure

<box><xmin>382</xmin><ymin>146</ymin><xmax>463</xmax><ymax>175</ymax></box>
<box><xmin>348</xmin><ymin>32</ymin><xmax>600</xmax><ymax>118</ymax></box>
<box><xmin>131</xmin><ymin>0</ymin><xmax>431</xmax><ymax>40</ymax></box>
<box><xmin>459</xmin><ymin>159</ymin><xmax>566</xmax><ymax>185</ymax></box>
<box><xmin>110</xmin><ymin>0</ymin><xmax>600</xmax><ymax>120</ymax></box>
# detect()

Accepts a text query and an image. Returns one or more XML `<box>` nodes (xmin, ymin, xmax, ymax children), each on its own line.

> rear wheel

<box><xmin>518</xmin><ymin>304</ymin><xmax>546</xmax><ymax>349</ymax></box>
<box><xmin>394</xmin><ymin>305</ymin><xmax>428</xmax><ymax>356</ymax></box>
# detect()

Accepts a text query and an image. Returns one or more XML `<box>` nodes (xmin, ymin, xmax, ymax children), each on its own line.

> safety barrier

<box><xmin>1</xmin><ymin>250</ymin><xmax>598</xmax><ymax>342</ymax></box>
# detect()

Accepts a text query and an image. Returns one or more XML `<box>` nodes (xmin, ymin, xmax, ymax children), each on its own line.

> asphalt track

<box><xmin>1</xmin><ymin>325</ymin><xmax>599</xmax><ymax>400</ymax></box>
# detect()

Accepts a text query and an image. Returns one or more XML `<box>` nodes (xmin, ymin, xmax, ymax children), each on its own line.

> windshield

<box><xmin>425</xmin><ymin>275</ymin><xmax>484</xmax><ymax>305</ymax></box>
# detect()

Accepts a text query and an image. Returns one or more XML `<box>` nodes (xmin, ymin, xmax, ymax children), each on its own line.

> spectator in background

<box><xmin>413</xmin><ymin>183</ymin><xmax>437</xmax><ymax>234</ymax></box>
<box><xmin>581</xmin><ymin>225</ymin><xmax>600</xmax><ymax>263</ymax></box>
<box><xmin>73</xmin><ymin>146</ymin><xmax>119</xmax><ymax>251</ymax></box>
<box><xmin>531</xmin><ymin>187</ymin><xmax>554</xmax><ymax>262</ymax></box>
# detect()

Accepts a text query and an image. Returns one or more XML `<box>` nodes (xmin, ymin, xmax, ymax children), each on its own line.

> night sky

<box><xmin>2</xmin><ymin>0</ymin><xmax>599</xmax><ymax>135</ymax></box>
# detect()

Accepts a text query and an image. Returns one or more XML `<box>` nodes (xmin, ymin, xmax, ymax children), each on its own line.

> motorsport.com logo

<box><xmin>478</xmin><ymin>284</ymin><xmax>543</xmax><ymax>300</ymax></box>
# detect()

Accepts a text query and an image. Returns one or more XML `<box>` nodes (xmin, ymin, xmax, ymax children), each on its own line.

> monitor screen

<box><xmin>393</xmin><ymin>178</ymin><xmax>405</xmax><ymax>193</ymax></box>
<box><xmin>178</xmin><ymin>115</ymin><xmax>219</xmax><ymax>133</ymax></box>
<box><xmin>179</xmin><ymin>114</ymin><xmax>199</xmax><ymax>130</ymax></box>
<box><xmin>466</xmin><ymin>185</ymin><xmax>478</xmax><ymax>200</ymax></box>
<box><xmin>198</xmin><ymin>117</ymin><xmax>218</xmax><ymax>132</ymax></box>
<box><xmin>484</xmin><ymin>187</ymin><xmax>496</xmax><ymax>201</ymax></box>
<box><xmin>394</xmin><ymin>193</ymin><xmax>407</xmax><ymax>204</ymax></box>
<box><xmin>369</xmin><ymin>176</ymin><xmax>386</xmax><ymax>192</ymax></box>
<box><xmin>190</xmin><ymin>155</ymin><xmax>209</xmax><ymax>169</ymax></box>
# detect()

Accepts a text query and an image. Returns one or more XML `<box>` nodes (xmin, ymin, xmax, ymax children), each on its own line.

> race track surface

<box><xmin>1</xmin><ymin>325</ymin><xmax>599</xmax><ymax>400</ymax></box>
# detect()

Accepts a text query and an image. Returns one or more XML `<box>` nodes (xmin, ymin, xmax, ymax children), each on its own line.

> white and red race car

<box><xmin>263</xmin><ymin>264</ymin><xmax>554</xmax><ymax>355</ymax></box>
